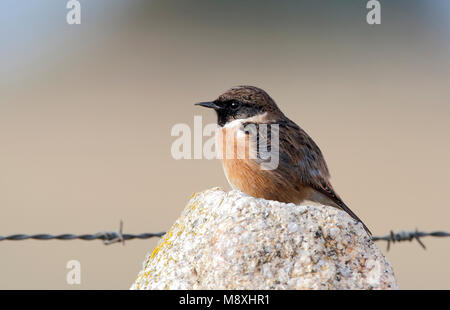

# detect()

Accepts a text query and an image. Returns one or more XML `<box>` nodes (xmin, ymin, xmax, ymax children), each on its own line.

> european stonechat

<box><xmin>196</xmin><ymin>85</ymin><xmax>371</xmax><ymax>235</ymax></box>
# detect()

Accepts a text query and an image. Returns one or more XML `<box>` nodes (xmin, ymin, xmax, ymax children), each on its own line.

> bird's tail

<box><xmin>335</xmin><ymin>200</ymin><xmax>372</xmax><ymax>236</ymax></box>
<box><xmin>312</xmin><ymin>183</ymin><xmax>372</xmax><ymax>236</ymax></box>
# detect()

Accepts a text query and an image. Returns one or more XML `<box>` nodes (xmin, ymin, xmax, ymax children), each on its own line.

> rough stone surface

<box><xmin>131</xmin><ymin>188</ymin><xmax>397</xmax><ymax>290</ymax></box>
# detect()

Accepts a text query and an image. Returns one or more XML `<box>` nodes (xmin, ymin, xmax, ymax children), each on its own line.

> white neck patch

<box><xmin>223</xmin><ymin>112</ymin><xmax>268</xmax><ymax>129</ymax></box>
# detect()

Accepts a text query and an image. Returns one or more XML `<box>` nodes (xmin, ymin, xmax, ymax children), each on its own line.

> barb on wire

<box><xmin>0</xmin><ymin>223</ymin><xmax>449</xmax><ymax>249</ymax></box>
<box><xmin>371</xmin><ymin>229</ymin><xmax>450</xmax><ymax>251</ymax></box>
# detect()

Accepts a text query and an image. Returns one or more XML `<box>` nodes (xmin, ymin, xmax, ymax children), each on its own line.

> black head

<box><xmin>196</xmin><ymin>86</ymin><xmax>283</xmax><ymax>127</ymax></box>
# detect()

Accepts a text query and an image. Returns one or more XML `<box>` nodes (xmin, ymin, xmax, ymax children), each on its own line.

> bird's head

<box><xmin>196</xmin><ymin>86</ymin><xmax>283</xmax><ymax>127</ymax></box>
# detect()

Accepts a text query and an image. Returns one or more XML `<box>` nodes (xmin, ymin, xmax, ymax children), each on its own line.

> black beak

<box><xmin>195</xmin><ymin>101</ymin><xmax>220</xmax><ymax>110</ymax></box>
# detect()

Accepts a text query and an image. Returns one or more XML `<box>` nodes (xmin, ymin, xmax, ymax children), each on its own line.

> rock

<box><xmin>131</xmin><ymin>188</ymin><xmax>397</xmax><ymax>290</ymax></box>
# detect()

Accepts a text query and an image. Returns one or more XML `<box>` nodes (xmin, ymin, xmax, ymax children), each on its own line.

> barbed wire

<box><xmin>371</xmin><ymin>229</ymin><xmax>450</xmax><ymax>251</ymax></box>
<box><xmin>0</xmin><ymin>221</ymin><xmax>448</xmax><ymax>250</ymax></box>
<box><xmin>0</xmin><ymin>221</ymin><xmax>165</xmax><ymax>245</ymax></box>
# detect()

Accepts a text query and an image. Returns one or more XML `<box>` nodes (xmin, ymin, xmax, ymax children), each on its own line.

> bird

<box><xmin>196</xmin><ymin>85</ymin><xmax>371</xmax><ymax>235</ymax></box>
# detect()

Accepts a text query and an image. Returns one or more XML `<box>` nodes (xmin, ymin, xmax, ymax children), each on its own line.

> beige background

<box><xmin>0</xmin><ymin>1</ymin><xmax>449</xmax><ymax>289</ymax></box>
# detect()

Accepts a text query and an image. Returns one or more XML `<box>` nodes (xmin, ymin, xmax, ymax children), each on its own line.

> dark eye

<box><xmin>230</xmin><ymin>101</ymin><xmax>241</xmax><ymax>109</ymax></box>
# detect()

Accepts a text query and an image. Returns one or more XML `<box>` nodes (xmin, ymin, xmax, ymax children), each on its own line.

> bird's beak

<box><xmin>195</xmin><ymin>101</ymin><xmax>220</xmax><ymax>110</ymax></box>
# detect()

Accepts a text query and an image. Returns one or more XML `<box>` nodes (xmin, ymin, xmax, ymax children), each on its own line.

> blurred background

<box><xmin>0</xmin><ymin>0</ymin><xmax>449</xmax><ymax>289</ymax></box>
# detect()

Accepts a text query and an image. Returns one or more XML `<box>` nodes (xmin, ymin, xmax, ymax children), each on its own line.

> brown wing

<box><xmin>279</xmin><ymin>119</ymin><xmax>372</xmax><ymax>235</ymax></box>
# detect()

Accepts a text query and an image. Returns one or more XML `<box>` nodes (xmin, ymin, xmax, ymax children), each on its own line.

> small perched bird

<box><xmin>196</xmin><ymin>86</ymin><xmax>371</xmax><ymax>235</ymax></box>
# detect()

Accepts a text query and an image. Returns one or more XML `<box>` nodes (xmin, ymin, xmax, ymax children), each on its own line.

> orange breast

<box><xmin>216</xmin><ymin>125</ymin><xmax>309</xmax><ymax>204</ymax></box>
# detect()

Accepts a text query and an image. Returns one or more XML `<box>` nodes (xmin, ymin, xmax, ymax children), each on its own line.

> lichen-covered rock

<box><xmin>131</xmin><ymin>188</ymin><xmax>397</xmax><ymax>290</ymax></box>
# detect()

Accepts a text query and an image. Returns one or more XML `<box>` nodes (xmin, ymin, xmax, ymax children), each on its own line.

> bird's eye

<box><xmin>230</xmin><ymin>101</ymin><xmax>241</xmax><ymax>109</ymax></box>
